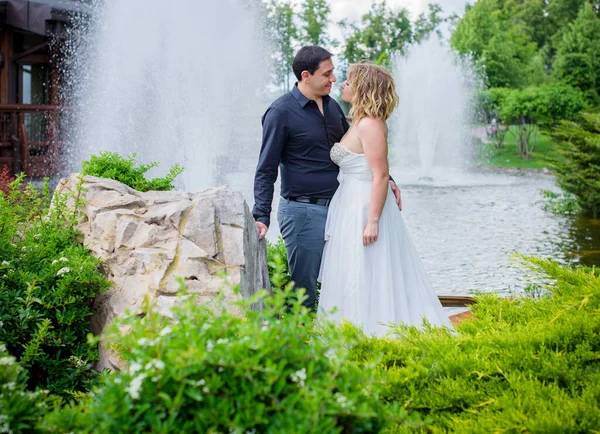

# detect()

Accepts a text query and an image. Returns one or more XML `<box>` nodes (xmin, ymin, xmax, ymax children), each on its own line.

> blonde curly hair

<box><xmin>347</xmin><ymin>63</ymin><xmax>399</xmax><ymax>124</ymax></box>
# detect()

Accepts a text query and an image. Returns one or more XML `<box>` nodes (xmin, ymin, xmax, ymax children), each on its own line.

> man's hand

<box><xmin>390</xmin><ymin>180</ymin><xmax>402</xmax><ymax>211</ymax></box>
<box><xmin>256</xmin><ymin>222</ymin><xmax>268</xmax><ymax>240</ymax></box>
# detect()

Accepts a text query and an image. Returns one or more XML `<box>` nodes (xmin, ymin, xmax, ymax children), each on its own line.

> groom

<box><xmin>253</xmin><ymin>46</ymin><xmax>402</xmax><ymax>310</ymax></box>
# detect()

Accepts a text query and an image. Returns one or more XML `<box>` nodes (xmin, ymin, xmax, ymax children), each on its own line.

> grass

<box><xmin>479</xmin><ymin>125</ymin><xmax>558</xmax><ymax>169</ymax></box>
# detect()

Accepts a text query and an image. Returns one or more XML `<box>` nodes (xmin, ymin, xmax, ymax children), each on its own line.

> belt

<box><xmin>285</xmin><ymin>196</ymin><xmax>331</xmax><ymax>207</ymax></box>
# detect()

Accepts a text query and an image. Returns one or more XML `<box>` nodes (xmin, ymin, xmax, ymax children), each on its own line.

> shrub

<box><xmin>266</xmin><ymin>236</ymin><xmax>290</xmax><ymax>290</ymax></box>
<box><xmin>0</xmin><ymin>175</ymin><xmax>110</xmax><ymax>396</ymax></box>
<box><xmin>44</xmin><ymin>262</ymin><xmax>405</xmax><ymax>434</ymax></box>
<box><xmin>349</xmin><ymin>258</ymin><xmax>600</xmax><ymax>433</ymax></box>
<box><xmin>540</xmin><ymin>189</ymin><xmax>581</xmax><ymax>215</ymax></box>
<box><xmin>0</xmin><ymin>342</ymin><xmax>51</xmax><ymax>433</ymax></box>
<box><xmin>0</xmin><ymin>166</ymin><xmax>14</xmax><ymax>195</ymax></box>
<box><xmin>80</xmin><ymin>151</ymin><xmax>184</xmax><ymax>192</ymax></box>
<box><xmin>546</xmin><ymin>112</ymin><xmax>600</xmax><ymax>218</ymax></box>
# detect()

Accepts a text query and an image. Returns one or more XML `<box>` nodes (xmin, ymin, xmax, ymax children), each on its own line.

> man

<box><xmin>253</xmin><ymin>46</ymin><xmax>401</xmax><ymax>310</ymax></box>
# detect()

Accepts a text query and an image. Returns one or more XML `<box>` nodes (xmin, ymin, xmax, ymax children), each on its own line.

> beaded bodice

<box><xmin>330</xmin><ymin>143</ymin><xmax>355</xmax><ymax>165</ymax></box>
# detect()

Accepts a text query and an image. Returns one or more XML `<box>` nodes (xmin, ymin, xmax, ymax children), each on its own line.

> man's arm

<box><xmin>252</xmin><ymin>107</ymin><xmax>287</xmax><ymax>234</ymax></box>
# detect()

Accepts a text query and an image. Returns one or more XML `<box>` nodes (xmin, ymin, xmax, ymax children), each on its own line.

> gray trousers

<box><xmin>277</xmin><ymin>198</ymin><xmax>328</xmax><ymax>311</ymax></box>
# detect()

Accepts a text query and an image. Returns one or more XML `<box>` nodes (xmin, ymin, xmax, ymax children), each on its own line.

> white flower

<box><xmin>290</xmin><ymin>368</ymin><xmax>307</xmax><ymax>387</ymax></box>
<box><xmin>201</xmin><ymin>323</ymin><xmax>211</xmax><ymax>331</ymax></box>
<box><xmin>335</xmin><ymin>392</ymin><xmax>349</xmax><ymax>408</ymax></box>
<box><xmin>218</xmin><ymin>367</ymin><xmax>224</xmax><ymax>373</ymax></box>
<box><xmin>34</xmin><ymin>233</ymin><xmax>41</xmax><ymax>239</ymax></box>
<box><xmin>137</xmin><ymin>337</ymin><xmax>156</xmax><ymax>347</ymax></box>
<box><xmin>245</xmin><ymin>430</ymin><xmax>257</xmax><ymax>434</ymax></box>
<box><xmin>59</xmin><ymin>257</ymin><xmax>69</xmax><ymax>262</ymax></box>
<box><xmin>159</xmin><ymin>326</ymin><xmax>172</xmax><ymax>336</ymax></box>
<box><xmin>145</xmin><ymin>359</ymin><xmax>165</xmax><ymax>371</ymax></box>
<box><xmin>189</xmin><ymin>378</ymin><xmax>206</xmax><ymax>387</ymax></box>
<box><xmin>56</xmin><ymin>267</ymin><xmax>71</xmax><ymax>276</ymax></box>
<box><xmin>216</xmin><ymin>338</ymin><xmax>229</xmax><ymax>345</ymax></box>
<box><xmin>1</xmin><ymin>261</ymin><xmax>9</xmax><ymax>266</ymax></box>
<box><xmin>0</xmin><ymin>343</ymin><xmax>6</xmax><ymax>352</ymax></box>
<box><xmin>206</xmin><ymin>340</ymin><xmax>214</xmax><ymax>352</ymax></box>
<box><xmin>4</xmin><ymin>382</ymin><xmax>15</xmax><ymax>391</ymax></box>
<box><xmin>128</xmin><ymin>362</ymin><xmax>142</xmax><ymax>375</ymax></box>
<box><xmin>68</xmin><ymin>355</ymin><xmax>85</xmax><ymax>368</ymax></box>
<box><xmin>52</xmin><ymin>260</ymin><xmax>58</xmax><ymax>265</ymax></box>
<box><xmin>261</xmin><ymin>325</ymin><xmax>269</xmax><ymax>331</ymax></box>
<box><xmin>0</xmin><ymin>356</ymin><xmax>15</xmax><ymax>366</ymax></box>
<box><xmin>0</xmin><ymin>321</ymin><xmax>3</xmax><ymax>328</ymax></box>
<box><xmin>126</xmin><ymin>373</ymin><xmax>147</xmax><ymax>400</ymax></box>
<box><xmin>202</xmin><ymin>386</ymin><xmax>210</xmax><ymax>394</ymax></box>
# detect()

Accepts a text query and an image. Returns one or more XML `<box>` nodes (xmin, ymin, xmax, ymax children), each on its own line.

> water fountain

<box><xmin>61</xmin><ymin>7</ymin><xmax>589</xmax><ymax>296</ymax></box>
<box><xmin>67</xmin><ymin>0</ymin><xmax>270</xmax><ymax>191</ymax></box>
<box><xmin>390</xmin><ymin>35</ymin><xmax>480</xmax><ymax>185</ymax></box>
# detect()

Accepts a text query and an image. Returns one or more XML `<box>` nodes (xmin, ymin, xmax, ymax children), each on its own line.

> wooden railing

<box><xmin>0</xmin><ymin>104</ymin><xmax>63</xmax><ymax>177</ymax></box>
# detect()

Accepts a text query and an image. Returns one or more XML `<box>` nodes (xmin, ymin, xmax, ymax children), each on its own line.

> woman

<box><xmin>318</xmin><ymin>63</ymin><xmax>453</xmax><ymax>336</ymax></box>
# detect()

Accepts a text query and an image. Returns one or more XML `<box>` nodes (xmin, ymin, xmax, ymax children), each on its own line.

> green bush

<box><xmin>80</xmin><ymin>151</ymin><xmax>184</xmax><ymax>192</ymax></box>
<box><xmin>0</xmin><ymin>342</ymin><xmax>51</xmax><ymax>433</ymax></box>
<box><xmin>266</xmin><ymin>236</ymin><xmax>290</xmax><ymax>290</ymax></box>
<box><xmin>546</xmin><ymin>112</ymin><xmax>600</xmax><ymax>218</ymax></box>
<box><xmin>348</xmin><ymin>258</ymin><xmax>600</xmax><ymax>433</ymax></box>
<box><xmin>540</xmin><ymin>189</ymin><xmax>582</xmax><ymax>215</ymax></box>
<box><xmin>44</xmin><ymin>264</ymin><xmax>404</xmax><ymax>433</ymax></box>
<box><xmin>0</xmin><ymin>175</ymin><xmax>110</xmax><ymax>396</ymax></box>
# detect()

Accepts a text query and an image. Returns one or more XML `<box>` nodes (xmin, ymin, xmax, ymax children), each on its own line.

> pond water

<box><xmin>229</xmin><ymin>167</ymin><xmax>600</xmax><ymax>298</ymax></box>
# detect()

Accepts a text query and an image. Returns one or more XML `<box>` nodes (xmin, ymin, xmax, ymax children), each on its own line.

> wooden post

<box><xmin>0</xmin><ymin>30</ymin><xmax>12</xmax><ymax>105</ymax></box>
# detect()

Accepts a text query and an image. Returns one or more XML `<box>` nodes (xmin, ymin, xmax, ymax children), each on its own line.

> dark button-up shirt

<box><xmin>252</xmin><ymin>84</ymin><xmax>350</xmax><ymax>227</ymax></box>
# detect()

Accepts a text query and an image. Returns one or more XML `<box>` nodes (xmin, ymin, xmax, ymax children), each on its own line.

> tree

<box><xmin>451</xmin><ymin>0</ymin><xmax>500</xmax><ymax>57</ymax></box>
<box><xmin>414</xmin><ymin>3</ymin><xmax>446</xmax><ymax>43</ymax></box>
<box><xmin>546</xmin><ymin>112</ymin><xmax>600</xmax><ymax>218</ymax></box>
<box><xmin>552</xmin><ymin>2</ymin><xmax>600</xmax><ymax>103</ymax></box>
<box><xmin>340</xmin><ymin>0</ymin><xmax>412</xmax><ymax>66</ymax></box>
<box><xmin>298</xmin><ymin>0</ymin><xmax>332</xmax><ymax>46</ymax></box>
<box><xmin>266</xmin><ymin>0</ymin><xmax>298</xmax><ymax>93</ymax></box>
<box><xmin>499</xmin><ymin>85</ymin><xmax>584</xmax><ymax>158</ymax></box>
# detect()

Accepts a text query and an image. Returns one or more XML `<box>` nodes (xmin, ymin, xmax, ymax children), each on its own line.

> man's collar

<box><xmin>292</xmin><ymin>83</ymin><xmax>330</xmax><ymax>108</ymax></box>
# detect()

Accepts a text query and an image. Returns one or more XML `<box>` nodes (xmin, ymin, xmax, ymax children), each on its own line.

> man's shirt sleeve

<box><xmin>252</xmin><ymin>107</ymin><xmax>286</xmax><ymax>227</ymax></box>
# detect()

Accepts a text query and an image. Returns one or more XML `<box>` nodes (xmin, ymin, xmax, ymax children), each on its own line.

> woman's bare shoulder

<box><xmin>356</xmin><ymin>117</ymin><xmax>387</xmax><ymax>139</ymax></box>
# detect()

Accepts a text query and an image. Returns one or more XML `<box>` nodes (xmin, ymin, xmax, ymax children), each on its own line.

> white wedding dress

<box><xmin>317</xmin><ymin>143</ymin><xmax>453</xmax><ymax>336</ymax></box>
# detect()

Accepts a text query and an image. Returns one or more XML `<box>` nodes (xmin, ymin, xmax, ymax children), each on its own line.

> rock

<box><xmin>54</xmin><ymin>174</ymin><xmax>270</xmax><ymax>371</ymax></box>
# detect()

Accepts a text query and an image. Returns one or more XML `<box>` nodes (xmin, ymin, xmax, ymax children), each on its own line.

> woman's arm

<box><xmin>358</xmin><ymin>118</ymin><xmax>389</xmax><ymax>246</ymax></box>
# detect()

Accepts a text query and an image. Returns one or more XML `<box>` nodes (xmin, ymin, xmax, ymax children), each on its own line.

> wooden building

<box><xmin>0</xmin><ymin>0</ymin><xmax>90</xmax><ymax>178</ymax></box>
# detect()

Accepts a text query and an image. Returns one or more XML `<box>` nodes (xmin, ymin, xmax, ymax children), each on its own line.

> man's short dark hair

<box><xmin>293</xmin><ymin>46</ymin><xmax>333</xmax><ymax>81</ymax></box>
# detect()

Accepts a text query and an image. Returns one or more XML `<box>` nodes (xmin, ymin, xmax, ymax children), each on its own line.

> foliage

<box><xmin>265</xmin><ymin>0</ymin><xmax>298</xmax><ymax>93</ymax></box>
<box><xmin>451</xmin><ymin>0</ymin><xmax>539</xmax><ymax>89</ymax></box>
<box><xmin>479</xmin><ymin>125</ymin><xmax>558</xmax><ymax>169</ymax></box>
<box><xmin>80</xmin><ymin>151</ymin><xmax>184</xmax><ymax>192</ymax></box>
<box><xmin>451</xmin><ymin>0</ymin><xmax>600</xmax><ymax>91</ymax></box>
<box><xmin>540</xmin><ymin>190</ymin><xmax>582</xmax><ymax>215</ymax></box>
<box><xmin>0</xmin><ymin>342</ymin><xmax>52</xmax><ymax>433</ymax></box>
<box><xmin>546</xmin><ymin>112</ymin><xmax>600</xmax><ymax>218</ymax></box>
<box><xmin>0</xmin><ymin>175</ymin><xmax>110</xmax><ymax>396</ymax></box>
<box><xmin>350</xmin><ymin>258</ymin><xmax>600</xmax><ymax>433</ymax></box>
<box><xmin>413</xmin><ymin>4</ymin><xmax>446</xmax><ymax>43</ymax></box>
<box><xmin>498</xmin><ymin>85</ymin><xmax>584</xmax><ymax>158</ymax></box>
<box><xmin>0</xmin><ymin>166</ymin><xmax>14</xmax><ymax>195</ymax></box>
<box><xmin>552</xmin><ymin>2</ymin><xmax>600</xmax><ymax>104</ymax></box>
<box><xmin>298</xmin><ymin>0</ymin><xmax>332</xmax><ymax>47</ymax></box>
<box><xmin>45</xmin><ymin>260</ymin><xmax>400</xmax><ymax>434</ymax></box>
<box><xmin>266</xmin><ymin>236</ymin><xmax>290</xmax><ymax>290</ymax></box>
<box><xmin>340</xmin><ymin>0</ymin><xmax>412</xmax><ymax>66</ymax></box>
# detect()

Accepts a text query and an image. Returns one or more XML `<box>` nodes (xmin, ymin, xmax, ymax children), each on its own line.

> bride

<box><xmin>317</xmin><ymin>63</ymin><xmax>453</xmax><ymax>336</ymax></box>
